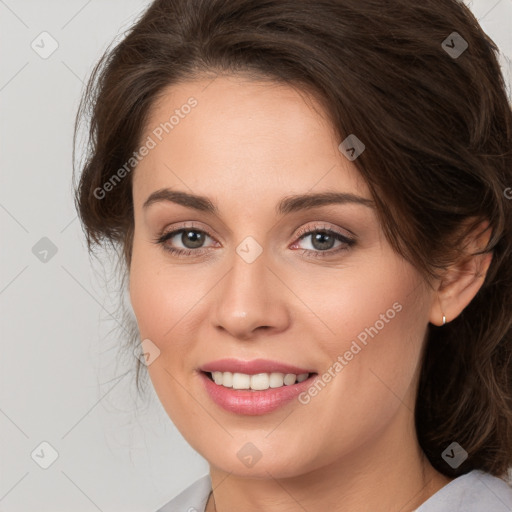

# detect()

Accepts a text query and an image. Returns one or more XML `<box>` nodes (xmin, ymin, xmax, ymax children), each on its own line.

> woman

<box><xmin>73</xmin><ymin>0</ymin><xmax>512</xmax><ymax>510</ymax></box>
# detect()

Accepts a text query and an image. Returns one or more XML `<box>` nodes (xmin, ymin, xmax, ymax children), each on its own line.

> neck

<box><xmin>205</xmin><ymin>406</ymin><xmax>453</xmax><ymax>512</ymax></box>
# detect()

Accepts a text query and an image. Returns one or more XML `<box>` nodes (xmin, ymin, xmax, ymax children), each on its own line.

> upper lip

<box><xmin>199</xmin><ymin>358</ymin><xmax>315</xmax><ymax>375</ymax></box>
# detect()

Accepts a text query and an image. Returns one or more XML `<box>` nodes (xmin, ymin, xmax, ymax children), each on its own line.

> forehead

<box><xmin>132</xmin><ymin>75</ymin><xmax>369</xmax><ymax>208</ymax></box>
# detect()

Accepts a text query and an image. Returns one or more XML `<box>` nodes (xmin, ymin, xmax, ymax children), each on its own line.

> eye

<box><xmin>152</xmin><ymin>223</ymin><xmax>217</xmax><ymax>258</ymax></box>
<box><xmin>152</xmin><ymin>222</ymin><xmax>356</xmax><ymax>259</ymax></box>
<box><xmin>291</xmin><ymin>224</ymin><xmax>356</xmax><ymax>258</ymax></box>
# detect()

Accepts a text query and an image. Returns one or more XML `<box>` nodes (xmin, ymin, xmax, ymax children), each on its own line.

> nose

<box><xmin>211</xmin><ymin>248</ymin><xmax>291</xmax><ymax>340</ymax></box>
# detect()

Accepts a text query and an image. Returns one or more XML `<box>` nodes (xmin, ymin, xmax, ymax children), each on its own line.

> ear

<box><xmin>429</xmin><ymin>220</ymin><xmax>493</xmax><ymax>326</ymax></box>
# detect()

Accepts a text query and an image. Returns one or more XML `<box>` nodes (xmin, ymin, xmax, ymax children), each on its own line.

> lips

<box><xmin>199</xmin><ymin>370</ymin><xmax>319</xmax><ymax>415</ymax></box>
<box><xmin>199</xmin><ymin>358</ymin><xmax>315</xmax><ymax>375</ymax></box>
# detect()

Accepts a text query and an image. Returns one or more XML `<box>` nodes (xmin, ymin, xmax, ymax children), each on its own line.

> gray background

<box><xmin>0</xmin><ymin>1</ymin><xmax>510</xmax><ymax>511</ymax></box>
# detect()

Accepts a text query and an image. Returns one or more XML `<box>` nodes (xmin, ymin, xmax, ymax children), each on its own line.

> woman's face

<box><xmin>129</xmin><ymin>74</ymin><xmax>433</xmax><ymax>478</ymax></box>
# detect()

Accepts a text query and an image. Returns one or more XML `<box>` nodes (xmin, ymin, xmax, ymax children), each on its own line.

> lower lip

<box><xmin>199</xmin><ymin>371</ymin><xmax>318</xmax><ymax>415</ymax></box>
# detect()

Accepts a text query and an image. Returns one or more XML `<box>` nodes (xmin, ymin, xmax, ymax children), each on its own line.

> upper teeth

<box><xmin>211</xmin><ymin>371</ymin><xmax>309</xmax><ymax>390</ymax></box>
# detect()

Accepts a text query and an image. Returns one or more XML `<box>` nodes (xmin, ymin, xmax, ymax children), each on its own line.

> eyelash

<box><xmin>152</xmin><ymin>223</ymin><xmax>356</xmax><ymax>259</ymax></box>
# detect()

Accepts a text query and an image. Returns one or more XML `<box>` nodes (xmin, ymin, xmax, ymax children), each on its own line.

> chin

<box><xmin>204</xmin><ymin>442</ymin><xmax>319</xmax><ymax>480</ymax></box>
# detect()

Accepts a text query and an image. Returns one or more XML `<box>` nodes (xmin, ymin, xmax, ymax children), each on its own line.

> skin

<box><xmin>128</xmin><ymin>74</ymin><xmax>492</xmax><ymax>512</ymax></box>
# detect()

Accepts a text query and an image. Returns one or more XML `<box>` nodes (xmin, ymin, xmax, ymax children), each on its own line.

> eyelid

<box><xmin>294</xmin><ymin>222</ymin><xmax>356</xmax><ymax>242</ymax></box>
<box><xmin>158</xmin><ymin>221</ymin><xmax>218</xmax><ymax>240</ymax></box>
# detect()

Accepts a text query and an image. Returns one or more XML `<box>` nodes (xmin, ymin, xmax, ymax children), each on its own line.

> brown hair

<box><xmin>73</xmin><ymin>0</ymin><xmax>512</xmax><ymax>479</ymax></box>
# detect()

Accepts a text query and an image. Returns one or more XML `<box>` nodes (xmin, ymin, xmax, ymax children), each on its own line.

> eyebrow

<box><xmin>142</xmin><ymin>188</ymin><xmax>375</xmax><ymax>215</ymax></box>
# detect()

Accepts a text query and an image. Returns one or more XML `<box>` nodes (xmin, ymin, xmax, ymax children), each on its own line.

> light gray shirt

<box><xmin>155</xmin><ymin>469</ymin><xmax>512</xmax><ymax>512</ymax></box>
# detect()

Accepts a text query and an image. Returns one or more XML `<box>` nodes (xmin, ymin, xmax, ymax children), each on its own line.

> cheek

<box><xmin>128</xmin><ymin>247</ymin><xmax>200</xmax><ymax>426</ymax></box>
<box><xmin>297</xmin><ymin>250</ymin><xmax>426</xmax><ymax>362</ymax></box>
<box><xmin>128</xmin><ymin>241</ymin><xmax>213</xmax><ymax>404</ymax></box>
<box><xmin>129</xmin><ymin>241</ymin><xmax>196</xmax><ymax>343</ymax></box>
<box><xmin>300</xmin><ymin>259</ymin><xmax>429</xmax><ymax>435</ymax></box>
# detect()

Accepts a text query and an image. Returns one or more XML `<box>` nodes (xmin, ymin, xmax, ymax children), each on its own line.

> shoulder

<box><xmin>416</xmin><ymin>469</ymin><xmax>512</xmax><ymax>512</ymax></box>
<box><xmin>154</xmin><ymin>474</ymin><xmax>212</xmax><ymax>512</ymax></box>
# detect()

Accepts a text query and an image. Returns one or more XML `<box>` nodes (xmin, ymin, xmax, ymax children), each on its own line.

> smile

<box><xmin>199</xmin><ymin>370</ymin><xmax>319</xmax><ymax>415</ymax></box>
<box><xmin>207</xmin><ymin>371</ymin><xmax>311</xmax><ymax>390</ymax></box>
